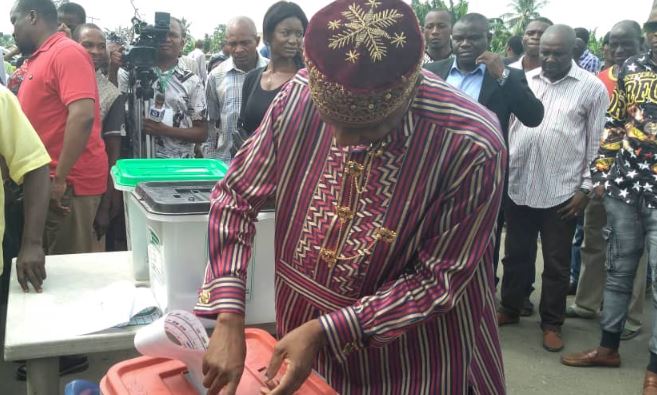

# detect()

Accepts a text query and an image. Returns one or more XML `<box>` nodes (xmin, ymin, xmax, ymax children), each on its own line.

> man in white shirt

<box><xmin>188</xmin><ymin>39</ymin><xmax>207</xmax><ymax>84</ymax></box>
<box><xmin>204</xmin><ymin>16</ymin><xmax>268</xmax><ymax>161</ymax></box>
<box><xmin>497</xmin><ymin>25</ymin><xmax>609</xmax><ymax>353</ymax></box>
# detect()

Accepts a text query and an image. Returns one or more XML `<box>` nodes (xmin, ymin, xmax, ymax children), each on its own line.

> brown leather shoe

<box><xmin>543</xmin><ymin>329</ymin><xmax>564</xmax><ymax>352</ymax></box>
<box><xmin>561</xmin><ymin>348</ymin><xmax>621</xmax><ymax>367</ymax></box>
<box><xmin>497</xmin><ymin>311</ymin><xmax>519</xmax><ymax>327</ymax></box>
<box><xmin>644</xmin><ymin>371</ymin><xmax>657</xmax><ymax>395</ymax></box>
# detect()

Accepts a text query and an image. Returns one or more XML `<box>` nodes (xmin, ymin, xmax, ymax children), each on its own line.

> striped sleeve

<box><xmin>193</xmin><ymin>87</ymin><xmax>283</xmax><ymax>318</ymax></box>
<box><xmin>320</xmin><ymin>144</ymin><xmax>506</xmax><ymax>363</ymax></box>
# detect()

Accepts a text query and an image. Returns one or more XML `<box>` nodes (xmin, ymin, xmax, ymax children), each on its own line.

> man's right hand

<box><xmin>16</xmin><ymin>243</ymin><xmax>46</xmax><ymax>293</ymax></box>
<box><xmin>108</xmin><ymin>43</ymin><xmax>124</xmax><ymax>69</ymax></box>
<box><xmin>594</xmin><ymin>185</ymin><xmax>605</xmax><ymax>200</ymax></box>
<box><xmin>50</xmin><ymin>177</ymin><xmax>71</xmax><ymax>215</ymax></box>
<box><xmin>203</xmin><ymin>313</ymin><xmax>246</xmax><ymax>395</ymax></box>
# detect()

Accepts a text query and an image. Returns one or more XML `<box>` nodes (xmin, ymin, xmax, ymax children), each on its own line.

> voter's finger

<box><xmin>269</xmin><ymin>363</ymin><xmax>307</xmax><ymax>395</ymax></box>
<box><xmin>16</xmin><ymin>266</ymin><xmax>29</xmax><ymax>292</ymax></box>
<box><xmin>265</xmin><ymin>345</ymin><xmax>285</xmax><ymax>383</ymax></box>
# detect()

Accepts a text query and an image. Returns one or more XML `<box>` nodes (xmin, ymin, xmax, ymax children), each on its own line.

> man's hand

<box><xmin>557</xmin><ymin>191</ymin><xmax>589</xmax><ymax>220</ymax></box>
<box><xmin>476</xmin><ymin>51</ymin><xmax>506</xmax><ymax>79</ymax></box>
<box><xmin>143</xmin><ymin>119</ymin><xmax>170</xmax><ymax>137</ymax></box>
<box><xmin>262</xmin><ymin>319</ymin><xmax>327</xmax><ymax>395</ymax></box>
<box><xmin>94</xmin><ymin>204</ymin><xmax>111</xmax><ymax>240</ymax></box>
<box><xmin>16</xmin><ymin>243</ymin><xmax>46</xmax><ymax>293</ymax></box>
<box><xmin>593</xmin><ymin>185</ymin><xmax>606</xmax><ymax>200</ymax></box>
<box><xmin>203</xmin><ymin>314</ymin><xmax>246</xmax><ymax>395</ymax></box>
<box><xmin>50</xmin><ymin>177</ymin><xmax>71</xmax><ymax>215</ymax></box>
<box><xmin>108</xmin><ymin>43</ymin><xmax>124</xmax><ymax>69</ymax></box>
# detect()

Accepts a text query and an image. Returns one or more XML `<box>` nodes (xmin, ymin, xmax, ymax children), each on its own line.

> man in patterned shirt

<box><xmin>196</xmin><ymin>1</ymin><xmax>506</xmax><ymax>394</ymax></box>
<box><xmin>562</xmin><ymin>3</ymin><xmax>657</xmax><ymax>394</ymax></box>
<box><xmin>575</xmin><ymin>27</ymin><xmax>602</xmax><ymax>73</ymax></box>
<box><xmin>204</xmin><ymin>16</ymin><xmax>269</xmax><ymax>161</ymax></box>
<box><xmin>422</xmin><ymin>9</ymin><xmax>452</xmax><ymax>64</ymax></box>
<box><xmin>118</xmin><ymin>17</ymin><xmax>208</xmax><ymax>159</ymax></box>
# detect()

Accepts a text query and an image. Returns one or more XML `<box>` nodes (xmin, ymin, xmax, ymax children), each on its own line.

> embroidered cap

<box><xmin>304</xmin><ymin>0</ymin><xmax>424</xmax><ymax>125</ymax></box>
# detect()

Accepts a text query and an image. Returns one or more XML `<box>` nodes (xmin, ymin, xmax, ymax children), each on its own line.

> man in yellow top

<box><xmin>0</xmin><ymin>84</ymin><xmax>51</xmax><ymax>293</ymax></box>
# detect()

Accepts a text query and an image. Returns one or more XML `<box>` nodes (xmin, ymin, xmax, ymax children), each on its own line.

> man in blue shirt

<box><xmin>425</xmin><ymin>13</ymin><xmax>544</xmax><ymax>315</ymax></box>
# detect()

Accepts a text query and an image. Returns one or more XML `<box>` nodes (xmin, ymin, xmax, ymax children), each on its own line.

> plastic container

<box><xmin>111</xmin><ymin>159</ymin><xmax>228</xmax><ymax>282</ymax></box>
<box><xmin>133</xmin><ymin>181</ymin><xmax>276</xmax><ymax>325</ymax></box>
<box><xmin>100</xmin><ymin>329</ymin><xmax>336</xmax><ymax>395</ymax></box>
<box><xmin>65</xmin><ymin>380</ymin><xmax>100</xmax><ymax>395</ymax></box>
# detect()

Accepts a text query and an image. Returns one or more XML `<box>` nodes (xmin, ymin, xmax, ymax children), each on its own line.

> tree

<box><xmin>208</xmin><ymin>24</ymin><xmax>227</xmax><ymax>54</ymax></box>
<box><xmin>411</xmin><ymin>0</ymin><xmax>469</xmax><ymax>26</ymax></box>
<box><xmin>502</xmin><ymin>0</ymin><xmax>547</xmax><ymax>35</ymax></box>
<box><xmin>489</xmin><ymin>18</ymin><xmax>512</xmax><ymax>54</ymax></box>
<box><xmin>0</xmin><ymin>34</ymin><xmax>15</xmax><ymax>49</ymax></box>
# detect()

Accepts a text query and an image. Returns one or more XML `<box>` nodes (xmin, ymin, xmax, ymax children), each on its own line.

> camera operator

<box><xmin>117</xmin><ymin>17</ymin><xmax>208</xmax><ymax>159</ymax></box>
<box><xmin>73</xmin><ymin>24</ymin><xmax>126</xmax><ymax>250</ymax></box>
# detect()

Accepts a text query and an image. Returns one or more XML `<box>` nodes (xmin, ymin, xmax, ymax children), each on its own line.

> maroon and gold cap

<box><xmin>304</xmin><ymin>0</ymin><xmax>424</xmax><ymax>125</ymax></box>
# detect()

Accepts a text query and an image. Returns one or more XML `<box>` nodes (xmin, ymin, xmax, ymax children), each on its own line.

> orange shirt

<box><xmin>598</xmin><ymin>66</ymin><xmax>618</xmax><ymax>98</ymax></box>
<box><xmin>17</xmin><ymin>33</ymin><xmax>107</xmax><ymax>196</ymax></box>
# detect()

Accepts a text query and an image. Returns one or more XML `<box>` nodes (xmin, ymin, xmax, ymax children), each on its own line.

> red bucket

<box><xmin>100</xmin><ymin>328</ymin><xmax>336</xmax><ymax>394</ymax></box>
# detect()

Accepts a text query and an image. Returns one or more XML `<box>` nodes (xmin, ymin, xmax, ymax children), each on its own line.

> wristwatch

<box><xmin>496</xmin><ymin>68</ymin><xmax>510</xmax><ymax>86</ymax></box>
<box><xmin>579</xmin><ymin>187</ymin><xmax>594</xmax><ymax>199</ymax></box>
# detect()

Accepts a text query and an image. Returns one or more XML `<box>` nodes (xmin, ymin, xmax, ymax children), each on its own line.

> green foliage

<box><xmin>0</xmin><ymin>34</ymin><xmax>15</xmax><ymax>49</ymax></box>
<box><xmin>489</xmin><ymin>18</ymin><xmax>512</xmax><ymax>54</ymax></box>
<box><xmin>588</xmin><ymin>29</ymin><xmax>604</xmax><ymax>58</ymax></box>
<box><xmin>207</xmin><ymin>24</ymin><xmax>227</xmax><ymax>54</ymax></box>
<box><xmin>411</xmin><ymin>0</ymin><xmax>469</xmax><ymax>26</ymax></box>
<box><xmin>502</xmin><ymin>0</ymin><xmax>547</xmax><ymax>35</ymax></box>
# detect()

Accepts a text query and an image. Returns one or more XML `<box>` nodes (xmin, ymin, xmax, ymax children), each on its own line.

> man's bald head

<box><xmin>610</xmin><ymin>20</ymin><xmax>643</xmax><ymax>40</ymax></box>
<box><xmin>540</xmin><ymin>25</ymin><xmax>577</xmax><ymax>81</ymax></box>
<box><xmin>608</xmin><ymin>20</ymin><xmax>644</xmax><ymax>67</ymax></box>
<box><xmin>225</xmin><ymin>16</ymin><xmax>260</xmax><ymax>72</ymax></box>
<box><xmin>424</xmin><ymin>10</ymin><xmax>451</xmax><ymax>26</ymax></box>
<box><xmin>541</xmin><ymin>24</ymin><xmax>577</xmax><ymax>52</ymax></box>
<box><xmin>227</xmin><ymin>16</ymin><xmax>258</xmax><ymax>37</ymax></box>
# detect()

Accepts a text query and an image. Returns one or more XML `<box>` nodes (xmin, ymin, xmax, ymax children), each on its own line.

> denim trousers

<box><xmin>600</xmin><ymin>196</ymin><xmax>657</xmax><ymax>353</ymax></box>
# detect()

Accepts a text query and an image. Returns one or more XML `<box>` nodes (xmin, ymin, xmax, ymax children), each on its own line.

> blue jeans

<box><xmin>600</xmin><ymin>196</ymin><xmax>657</xmax><ymax>353</ymax></box>
<box><xmin>570</xmin><ymin>219</ymin><xmax>584</xmax><ymax>284</ymax></box>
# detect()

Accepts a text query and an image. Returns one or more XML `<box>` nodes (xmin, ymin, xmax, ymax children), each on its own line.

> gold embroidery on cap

<box><xmin>391</xmin><ymin>32</ymin><xmax>407</xmax><ymax>48</ymax></box>
<box><xmin>346</xmin><ymin>49</ymin><xmax>360</xmax><ymax>63</ymax></box>
<box><xmin>328</xmin><ymin>19</ymin><xmax>341</xmax><ymax>30</ymax></box>
<box><xmin>328</xmin><ymin>2</ymin><xmax>404</xmax><ymax>63</ymax></box>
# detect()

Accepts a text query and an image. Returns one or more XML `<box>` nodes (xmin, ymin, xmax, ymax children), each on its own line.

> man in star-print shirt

<box><xmin>563</xmin><ymin>8</ymin><xmax>657</xmax><ymax>391</ymax></box>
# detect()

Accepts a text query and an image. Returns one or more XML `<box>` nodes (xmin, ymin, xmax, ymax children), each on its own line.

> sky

<box><xmin>0</xmin><ymin>0</ymin><xmax>652</xmax><ymax>40</ymax></box>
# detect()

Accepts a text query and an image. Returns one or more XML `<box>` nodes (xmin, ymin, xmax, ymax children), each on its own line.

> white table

<box><xmin>3</xmin><ymin>251</ymin><xmax>142</xmax><ymax>395</ymax></box>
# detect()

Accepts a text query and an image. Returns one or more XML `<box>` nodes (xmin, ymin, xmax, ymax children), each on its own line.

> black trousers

<box><xmin>500</xmin><ymin>198</ymin><xmax>576</xmax><ymax>329</ymax></box>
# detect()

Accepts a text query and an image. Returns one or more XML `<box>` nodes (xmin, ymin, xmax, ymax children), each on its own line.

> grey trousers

<box><xmin>572</xmin><ymin>198</ymin><xmax>645</xmax><ymax>330</ymax></box>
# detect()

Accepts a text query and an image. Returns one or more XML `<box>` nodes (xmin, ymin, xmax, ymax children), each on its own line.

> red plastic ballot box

<box><xmin>100</xmin><ymin>329</ymin><xmax>336</xmax><ymax>394</ymax></box>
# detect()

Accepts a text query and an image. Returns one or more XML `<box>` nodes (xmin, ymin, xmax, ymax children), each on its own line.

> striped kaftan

<box><xmin>195</xmin><ymin>69</ymin><xmax>507</xmax><ymax>395</ymax></box>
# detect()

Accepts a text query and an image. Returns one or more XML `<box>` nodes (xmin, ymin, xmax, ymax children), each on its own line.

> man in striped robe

<box><xmin>195</xmin><ymin>1</ymin><xmax>507</xmax><ymax>394</ymax></box>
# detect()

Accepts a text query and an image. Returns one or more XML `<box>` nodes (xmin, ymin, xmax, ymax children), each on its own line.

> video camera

<box><xmin>124</xmin><ymin>12</ymin><xmax>171</xmax><ymax>70</ymax></box>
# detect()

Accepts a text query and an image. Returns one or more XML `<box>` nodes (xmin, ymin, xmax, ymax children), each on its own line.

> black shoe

<box><xmin>568</xmin><ymin>282</ymin><xmax>578</xmax><ymax>296</ymax></box>
<box><xmin>16</xmin><ymin>355</ymin><xmax>89</xmax><ymax>381</ymax></box>
<box><xmin>520</xmin><ymin>298</ymin><xmax>534</xmax><ymax>317</ymax></box>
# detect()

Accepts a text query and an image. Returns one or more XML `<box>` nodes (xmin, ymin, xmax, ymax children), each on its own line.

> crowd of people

<box><xmin>2</xmin><ymin>0</ymin><xmax>657</xmax><ymax>393</ymax></box>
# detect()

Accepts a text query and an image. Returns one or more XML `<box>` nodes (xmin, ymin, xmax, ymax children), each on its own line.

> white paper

<box><xmin>52</xmin><ymin>281</ymin><xmax>162</xmax><ymax>336</ymax></box>
<box><xmin>134</xmin><ymin>310</ymin><xmax>208</xmax><ymax>394</ymax></box>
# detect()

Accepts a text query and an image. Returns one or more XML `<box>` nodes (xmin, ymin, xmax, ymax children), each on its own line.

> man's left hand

<box><xmin>143</xmin><ymin>119</ymin><xmax>169</xmax><ymax>136</ymax></box>
<box><xmin>476</xmin><ymin>51</ymin><xmax>506</xmax><ymax>79</ymax></box>
<box><xmin>261</xmin><ymin>319</ymin><xmax>327</xmax><ymax>395</ymax></box>
<box><xmin>557</xmin><ymin>191</ymin><xmax>589</xmax><ymax>220</ymax></box>
<box><xmin>16</xmin><ymin>244</ymin><xmax>46</xmax><ymax>293</ymax></box>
